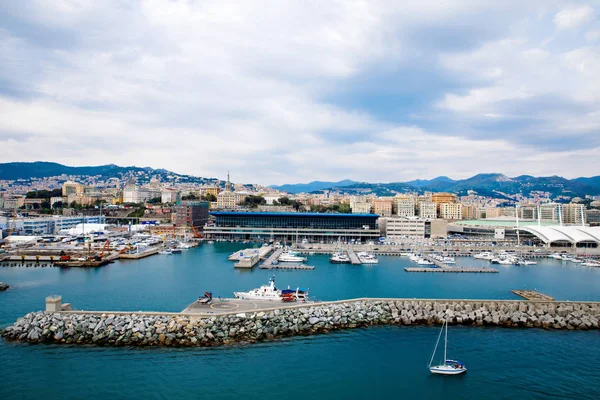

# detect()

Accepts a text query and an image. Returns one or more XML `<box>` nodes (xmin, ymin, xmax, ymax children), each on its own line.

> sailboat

<box><xmin>428</xmin><ymin>319</ymin><xmax>467</xmax><ymax>375</ymax></box>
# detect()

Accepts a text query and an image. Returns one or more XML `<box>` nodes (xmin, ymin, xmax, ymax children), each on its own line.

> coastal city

<box><xmin>2</xmin><ymin>1</ymin><xmax>600</xmax><ymax>399</ymax></box>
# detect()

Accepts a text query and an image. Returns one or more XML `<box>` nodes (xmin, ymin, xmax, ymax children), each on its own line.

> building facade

<box><xmin>204</xmin><ymin>212</ymin><xmax>380</xmax><ymax>242</ymax></box>
<box><xmin>394</xmin><ymin>197</ymin><xmax>416</xmax><ymax>217</ymax></box>
<box><xmin>371</xmin><ymin>199</ymin><xmax>393</xmax><ymax>217</ymax></box>
<box><xmin>172</xmin><ymin>201</ymin><xmax>210</xmax><ymax>232</ymax></box>
<box><xmin>418</xmin><ymin>201</ymin><xmax>437</xmax><ymax>219</ymax></box>
<box><xmin>386</xmin><ymin>217</ymin><xmax>431</xmax><ymax>239</ymax></box>
<box><xmin>439</xmin><ymin>203</ymin><xmax>462</xmax><ymax>220</ymax></box>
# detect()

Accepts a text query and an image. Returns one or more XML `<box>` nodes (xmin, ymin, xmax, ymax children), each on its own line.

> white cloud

<box><xmin>554</xmin><ymin>5</ymin><xmax>595</xmax><ymax>30</ymax></box>
<box><xmin>1</xmin><ymin>0</ymin><xmax>599</xmax><ymax>184</ymax></box>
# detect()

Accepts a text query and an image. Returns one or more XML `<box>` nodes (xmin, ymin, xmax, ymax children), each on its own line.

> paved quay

<box><xmin>181</xmin><ymin>298</ymin><xmax>314</xmax><ymax>315</ymax></box>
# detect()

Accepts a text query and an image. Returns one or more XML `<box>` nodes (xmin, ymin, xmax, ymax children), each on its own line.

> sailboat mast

<box><xmin>444</xmin><ymin>320</ymin><xmax>448</xmax><ymax>363</ymax></box>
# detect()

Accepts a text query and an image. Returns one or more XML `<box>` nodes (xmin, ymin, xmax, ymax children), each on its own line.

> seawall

<box><xmin>2</xmin><ymin>299</ymin><xmax>599</xmax><ymax>347</ymax></box>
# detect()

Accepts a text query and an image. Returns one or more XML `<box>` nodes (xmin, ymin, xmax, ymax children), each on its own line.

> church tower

<box><xmin>225</xmin><ymin>171</ymin><xmax>233</xmax><ymax>192</ymax></box>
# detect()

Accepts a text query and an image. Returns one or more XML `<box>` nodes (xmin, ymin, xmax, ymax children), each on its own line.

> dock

<box><xmin>228</xmin><ymin>246</ymin><xmax>273</xmax><ymax>262</ymax></box>
<box><xmin>260</xmin><ymin>264</ymin><xmax>314</xmax><ymax>270</ymax></box>
<box><xmin>404</xmin><ymin>266</ymin><xmax>498</xmax><ymax>273</ymax></box>
<box><xmin>262</xmin><ymin>248</ymin><xmax>284</xmax><ymax>267</ymax></box>
<box><xmin>511</xmin><ymin>290</ymin><xmax>555</xmax><ymax>301</ymax></box>
<box><xmin>119</xmin><ymin>247</ymin><xmax>159</xmax><ymax>259</ymax></box>
<box><xmin>347</xmin><ymin>250</ymin><xmax>361</xmax><ymax>265</ymax></box>
<box><xmin>234</xmin><ymin>254</ymin><xmax>260</xmax><ymax>268</ymax></box>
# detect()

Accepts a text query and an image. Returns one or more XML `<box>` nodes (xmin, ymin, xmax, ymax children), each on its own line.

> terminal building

<box><xmin>204</xmin><ymin>212</ymin><xmax>380</xmax><ymax>242</ymax></box>
<box><xmin>448</xmin><ymin>219</ymin><xmax>600</xmax><ymax>248</ymax></box>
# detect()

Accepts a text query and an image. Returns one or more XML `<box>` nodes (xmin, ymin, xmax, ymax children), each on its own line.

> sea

<box><xmin>1</xmin><ymin>243</ymin><xmax>599</xmax><ymax>400</ymax></box>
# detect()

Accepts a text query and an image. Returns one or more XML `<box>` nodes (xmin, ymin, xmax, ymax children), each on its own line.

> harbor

<box><xmin>404</xmin><ymin>267</ymin><xmax>499</xmax><ymax>273</ymax></box>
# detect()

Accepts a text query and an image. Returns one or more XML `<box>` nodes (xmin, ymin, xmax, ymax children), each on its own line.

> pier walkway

<box><xmin>404</xmin><ymin>267</ymin><xmax>498</xmax><ymax>273</ymax></box>
<box><xmin>260</xmin><ymin>264</ymin><xmax>314</xmax><ymax>270</ymax></box>
<box><xmin>262</xmin><ymin>248</ymin><xmax>283</xmax><ymax>266</ymax></box>
<box><xmin>347</xmin><ymin>250</ymin><xmax>361</xmax><ymax>265</ymax></box>
<box><xmin>511</xmin><ymin>290</ymin><xmax>555</xmax><ymax>301</ymax></box>
<box><xmin>228</xmin><ymin>246</ymin><xmax>273</xmax><ymax>262</ymax></box>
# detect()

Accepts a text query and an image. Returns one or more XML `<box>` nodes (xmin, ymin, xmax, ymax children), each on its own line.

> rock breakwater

<box><xmin>2</xmin><ymin>299</ymin><xmax>599</xmax><ymax>347</ymax></box>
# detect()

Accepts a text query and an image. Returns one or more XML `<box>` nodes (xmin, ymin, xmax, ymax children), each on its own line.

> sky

<box><xmin>1</xmin><ymin>0</ymin><xmax>599</xmax><ymax>185</ymax></box>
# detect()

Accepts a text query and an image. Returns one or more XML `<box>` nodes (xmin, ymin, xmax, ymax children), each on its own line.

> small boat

<box><xmin>428</xmin><ymin>319</ymin><xmax>467</xmax><ymax>375</ymax></box>
<box><xmin>330</xmin><ymin>252</ymin><xmax>350</xmax><ymax>264</ymax></box>
<box><xmin>158</xmin><ymin>249</ymin><xmax>172</xmax><ymax>255</ymax></box>
<box><xmin>207</xmin><ymin>241</ymin><xmax>214</xmax><ymax>244</ymax></box>
<box><xmin>357</xmin><ymin>252</ymin><xmax>379</xmax><ymax>264</ymax></box>
<box><xmin>171</xmin><ymin>248</ymin><xmax>183</xmax><ymax>254</ymax></box>
<box><xmin>279</xmin><ymin>252</ymin><xmax>307</xmax><ymax>263</ymax></box>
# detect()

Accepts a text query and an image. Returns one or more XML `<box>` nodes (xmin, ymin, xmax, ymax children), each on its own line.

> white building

<box><xmin>395</xmin><ymin>197</ymin><xmax>416</xmax><ymax>217</ymax></box>
<box><xmin>386</xmin><ymin>217</ymin><xmax>431</xmax><ymax>239</ymax></box>
<box><xmin>418</xmin><ymin>201</ymin><xmax>436</xmax><ymax>219</ymax></box>
<box><xmin>123</xmin><ymin>186</ymin><xmax>161</xmax><ymax>204</ymax></box>
<box><xmin>161</xmin><ymin>190</ymin><xmax>180</xmax><ymax>204</ymax></box>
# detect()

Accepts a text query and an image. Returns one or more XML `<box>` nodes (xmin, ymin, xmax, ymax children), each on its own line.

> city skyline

<box><xmin>1</xmin><ymin>1</ymin><xmax>600</xmax><ymax>185</ymax></box>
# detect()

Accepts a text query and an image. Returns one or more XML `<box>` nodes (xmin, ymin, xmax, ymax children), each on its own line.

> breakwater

<box><xmin>2</xmin><ymin>299</ymin><xmax>599</xmax><ymax>347</ymax></box>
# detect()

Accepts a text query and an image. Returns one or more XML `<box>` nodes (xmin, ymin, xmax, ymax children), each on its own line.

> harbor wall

<box><xmin>2</xmin><ymin>299</ymin><xmax>599</xmax><ymax>347</ymax></box>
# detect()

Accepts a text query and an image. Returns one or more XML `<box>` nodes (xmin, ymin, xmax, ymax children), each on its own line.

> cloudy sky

<box><xmin>1</xmin><ymin>1</ymin><xmax>599</xmax><ymax>185</ymax></box>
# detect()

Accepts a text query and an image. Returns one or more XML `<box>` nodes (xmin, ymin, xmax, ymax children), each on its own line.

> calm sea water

<box><xmin>1</xmin><ymin>243</ymin><xmax>599</xmax><ymax>399</ymax></box>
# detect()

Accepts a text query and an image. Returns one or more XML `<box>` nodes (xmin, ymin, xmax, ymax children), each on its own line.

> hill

<box><xmin>269</xmin><ymin>179</ymin><xmax>357</xmax><ymax>194</ymax></box>
<box><xmin>0</xmin><ymin>161</ymin><xmax>218</xmax><ymax>185</ymax></box>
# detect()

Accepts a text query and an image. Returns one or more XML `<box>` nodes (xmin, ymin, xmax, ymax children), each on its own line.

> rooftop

<box><xmin>210</xmin><ymin>211</ymin><xmax>379</xmax><ymax>218</ymax></box>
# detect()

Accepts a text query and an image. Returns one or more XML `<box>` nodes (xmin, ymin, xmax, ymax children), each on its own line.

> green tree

<box><xmin>147</xmin><ymin>197</ymin><xmax>162</xmax><ymax>204</ymax></box>
<box><xmin>201</xmin><ymin>193</ymin><xmax>217</xmax><ymax>202</ymax></box>
<box><xmin>182</xmin><ymin>193</ymin><xmax>199</xmax><ymax>200</ymax></box>
<box><xmin>277</xmin><ymin>196</ymin><xmax>292</xmax><ymax>206</ymax></box>
<box><xmin>241</xmin><ymin>195</ymin><xmax>266</xmax><ymax>208</ymax></box>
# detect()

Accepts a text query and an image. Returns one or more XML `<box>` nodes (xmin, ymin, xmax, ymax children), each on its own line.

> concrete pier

<box><xmin>228</xmin><ymin>246</ymin><xmax>273</xmax><ymax>262</ymax></box>
<box><xmin>234</xmin><ymin>254</ymin><xmax>260</xmax><ymax>268</ymax></box>
<box><xmin>260</xmin><ymin>264</ymin><xmax>314</xmax><ymax>270</ymax></box>
<box><xmin>405</xmin><ymin>267</ymin><xmax>499</xmax><ymax>273</ymax></box>
<box><xmin>347</xmin><ymin>250</ymin><xmax>361</xmax><ymax>265</ymax></box>
<box><xmin>511</xmin><ymin>290</ymin><xmax>555</xmax><ymax>301</ymax></box>
<box><xmin>262</xmin><ymin>248</ymin><xmax>283</xmax><ymax>266</ymax></box>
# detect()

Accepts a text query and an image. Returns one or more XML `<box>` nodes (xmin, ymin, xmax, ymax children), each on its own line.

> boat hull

<box><xmin>429</xmin><ymin>366</ymin><xmax>467</xmax><ymax>375</ymax></box>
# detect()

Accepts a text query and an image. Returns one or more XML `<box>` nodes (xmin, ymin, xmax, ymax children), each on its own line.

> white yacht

<box><xmin>473</xmin><ymin>252</ymin><xmax>493</xmax><ymax>260</ymax></box>
<box><xmin>278</xmin><ymin>252</ymin><xmax>307</xmax><ymax>263</ymax></box>
<box><xmin>428</xmin><ymin>320</ymin><xmax>467</xmax><ymax>375</ymax></box>
<box><xmin>330</xmin><ymin>252</ymin><xmax>351</xmax><ymax>264</ymax></box>
<box><xmin>234</xmin><ymin>276</ymin><xmax>282</xmax><ymax>301</ymax></box>
<box><xmin>357</xmin><ymin>252</ymin><xmax>379</xmax><ymax>264</ymax></box>
<box><xmin>416</xmin><ymin>258</ymin><xmax>434</xmax><ymax>265</ymax></box>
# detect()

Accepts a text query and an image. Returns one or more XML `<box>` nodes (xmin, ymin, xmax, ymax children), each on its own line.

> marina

<box><xmin>260</xmin><ymin>264</ymin><xmax>315</xmax><ymax>270</ymax></box>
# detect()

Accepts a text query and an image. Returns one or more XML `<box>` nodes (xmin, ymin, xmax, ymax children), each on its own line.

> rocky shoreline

<box><xmin>2</xmin><ymin>300</ymin><xmax>599</xmax><ymax>347</ymax></box>
<box><xmin>0</xmin><ymin>282</ymin><xmax>9</xmax><ymax>291</ymax></box>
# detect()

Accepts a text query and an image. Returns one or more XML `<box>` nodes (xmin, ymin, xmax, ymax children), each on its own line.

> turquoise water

<box><xmin>1</xmin><ymin>243</ymin><xmax>599</xmax><ymax>399</ymax></box>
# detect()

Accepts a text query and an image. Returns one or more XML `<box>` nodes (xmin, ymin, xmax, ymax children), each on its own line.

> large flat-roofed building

<box><xmin>386</xmin><ymin>217</ymin><xmax>431</xmax><ymax>239</ymax></box>
<box><xmin>172</xmin><ymin>201</ymin><xmax>210</xmax><ymax>232</ymax></box>
<box><xmin>205</xmin><ymin>212</ymin><xmax>380</xmax><ymax>242</ymax></box>
<box><xmin>371</xmin><ymin>199</ymin><xmax>393</xmax><ymax>217</ymax></box>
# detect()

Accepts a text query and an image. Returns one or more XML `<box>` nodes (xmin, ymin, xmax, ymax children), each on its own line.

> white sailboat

<box><xmin>428</xmin><ymin>320</ymin><xmax>467</xmax><ymax>375</ymax></box>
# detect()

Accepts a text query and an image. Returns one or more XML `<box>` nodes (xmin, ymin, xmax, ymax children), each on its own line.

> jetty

<box><xmin>404</xmin><ymin>266</ymin><xmax>498</xmax><ymax>273</ymax></box>
<box><xmin>262</xmin><ymin>248</ymin><xmax>284</xmax><ymax>267</ymax></box>
<box><xmin>234</xmin><ymin>254</ymin><xmax>260</xmax><ymax>268</ymax></box>
<box><xmin>511</xmin><ymin>290</ymin><xmax>555</xmax><ymax>301</ymax></box>
<box><xmin>119</xmin><ymin>247</ymin><xmax>159</xmax><ymax>260</ymax></box>
<box><xmin>260</xmin><ymin>264</ymin><xmax>314</xmax><ymax>270</ymax></box>
<box><xmin>347</xmin><ymin>250</ymin><xmax>361</xmax><ymax>265</ymax></box>
<box><xmin>228</xmin><ymin>246</ymin><xmax>273</xmax><ymax>262</ymax></box>
<box><xmin>4</xmin><ymin>296</ymin><xmax>599</xmax><ymax>348</ymax></box>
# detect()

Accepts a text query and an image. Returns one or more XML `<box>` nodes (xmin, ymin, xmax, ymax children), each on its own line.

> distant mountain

<box><xmin>306</xmin><ymin>173</ymin><xmax>600</xmax><ymax>198</ymax></box>
<box><xmin>269</xmin><ymin>179</ymin><xmax>357</xmax><ymax>194</ymax></box>
<box><xmin>573</xmin><ymin>176</ymin><xmax>600</xmax><ymax>191</ymax></box>
<box><xmin>404</xmin><ymin>176</ymin><xmax>455</xmax><ymax>189</ymax></box>
<box><xmin>0</xmin><ymin>161</ymin><xmax>218</xmax><ymax>185</ymax></box>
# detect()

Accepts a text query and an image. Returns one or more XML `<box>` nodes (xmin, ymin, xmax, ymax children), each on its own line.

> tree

<box><xmin>52</xmin><ymin>201</ymin><xmax>64</xmax><ymax>209</ymax></box>
<box><xmin>182</xmin><ymin>193</ymin><xmax>199</xmax><ymax>200</ymax></box>
<box><xmin>277</xmin><ymin>196</ymin><xmax>292</xmax><ymax>206</ymax></box>
<box><xmin>147</xmin><ymin>197</ymin><xmax>162</xmax><ymax>204</ymax></box>
<box><xmin>241</xmin><ymin>195</ymin><xmax>266</xmax><ymax>208</ymax></box>
<box><xmin>201</xmin><ymin>193</ymin><xmax>217</xmax><ymax>202</ymax></box>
